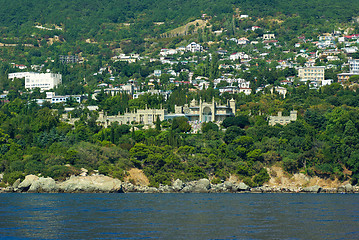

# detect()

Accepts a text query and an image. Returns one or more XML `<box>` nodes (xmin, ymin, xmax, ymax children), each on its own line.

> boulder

<box><xmin>58</xmin><ymin>175</ymin><xmax>123</xmax><ymax>193</ymax></box>
<box><xmin>158</xmin><ymin>185</ymin><xmax>173</xmax><ymax>193</ymax></box>
<box><xmin>210</xmin><ymin>183</ymin><xmax>226</xmax><ymax>193</ymax></box>
<box><xmin>172</xmin><ymin>179</ymin><xmax>184</xmax><ymax>191</ymax></box>
<box><xmin>123</xmin><ymin>182</ymin><xmax>136</xmax><ymax>192</ymax></box>
<box><xmin>28</xmin><ymin>177</ymin><xmax>58</xmax><ymax>193</ymax></box>
<box><xmin>192</xmin><ymin>179</ymin><xmax>211</xmax><ymax>193</ymax></box>
<box><xmin>302</xmin><ymin>185</ymin><xmax>321</xmax><ymax>193</ymax></box>
<box><xmin>224</xmin><ymin>181</ymin><xmax>233</xmax><ymax>191</ymax></box>
<box><xmin>237</xmin><ymin>182</ymin><xmax>250</xmax><ymax>191</ymax></box>
<box><xmin>4</xmin><ymin>186</ymin><xmax>14</xmax><ymax>192</ymax></box>
<box><xmin>338</xmin><ymin>183</ymin><xmax>353</xmax><ymax>193</ymax></box>
<box><xmin>18</xmin><ymin>175</ymin><xmax>39</xmax><ymax>192</ymax></box>
<box><xmin>181</xmin><ymin>185</ymin><xmax>194</xmax><ymax>193</ymax></box>
<box><xmin>80</xmin><ymin>168</ymin><xmax>88</xmax><ymax>177</ymax></box>
<box><xmin>344</xmin><ymin>183</ymin><xmax>353</xmax><ymax>193</ymax></box>
<box><xmin>145</xmin><ymin>187</ymin><xmax>159</xmax><ymax>193</ymax></box>
<box><xmin>12</xmin><ymin>178</ymin><xmax>21</xmax><ymax>189</ymax></box>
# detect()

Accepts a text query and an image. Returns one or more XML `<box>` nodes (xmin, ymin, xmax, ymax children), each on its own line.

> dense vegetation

<box><xmin>1</xmin><ymin>83</ymin><xmax>359</xmax><ymax>187</ymax></box>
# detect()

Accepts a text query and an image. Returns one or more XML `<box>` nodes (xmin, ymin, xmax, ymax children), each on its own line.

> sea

<box><xmin>0</xmin><ymin>193</ymin><xmax>358</xmax><ymax>240</ymax></box>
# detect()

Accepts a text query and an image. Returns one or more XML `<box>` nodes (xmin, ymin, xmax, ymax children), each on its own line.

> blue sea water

<box><xmin>0</xmin><ymin>193</ymin><xmax>358</xmax><ymax>240</ymax></box>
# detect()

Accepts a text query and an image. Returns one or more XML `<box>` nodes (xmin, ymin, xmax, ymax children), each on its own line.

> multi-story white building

<box><xmin>186</xmin><ymin>42</ymin><xmax>203</xmax><ymax>52</ymax></box>
<box><xmin>8</xmin><ymin>72</ymin><xmax>31</xmax><ymax>80</ymax></box>
<box><xmin>349</xmin><ymin>59</ymin><xmax>359</xmax><ymax>74</ymax></box>
<box><xmin>25</xmin><ymin>72</ymin><xmax>62</xmax><ymax>91</ymax></box>
<box><xmin>298</xmin><ymin>66</ymin><xmax>325</xmax><ymax>82</ymax></box>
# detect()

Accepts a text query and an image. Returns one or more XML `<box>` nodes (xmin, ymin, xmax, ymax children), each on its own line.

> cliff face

<box><xmin>266</xmin><ymin>166</ymin><xmax>348</xmax><ymax>189</ymax></box>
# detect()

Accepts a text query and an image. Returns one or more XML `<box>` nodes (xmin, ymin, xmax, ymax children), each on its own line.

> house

<box><xmin>160</xmin><ymin>49</ymin><xmax>178</xmax><ymax>56</ymax></box>
<box><xmin>337</xmin><ymin>73</ymin><xmax>357</xmax><ymax>83</ymax></box>
<box><xmin>343</xmin><ymin>47</ymin><xmax>358</xmax><ymax>54</ymax></box>
<box><xmin>237</xmin><ymin>37</ymin><xmax>250</xmax><ymax>45</ymax></box>
<box><xmin>229</xmin><ymin>52</ymin><xmax>249</xmax><ymax>61</ymax></box>
<box><xmin>51</xmin><ymin>95</ymin><xmax>83</xmax><ymax>104</ymax></box>
<box><xmin>186</xmin><ymin>42</ymin><xmax>203</xmax><ymax>52</ymax></box>
<box><xmin>280</xmin><ymin>80</ymin><xmax>293</xmax><ymax>86</ymax></box>
<box><xmin>263</xmin><ymin>34</ymin><xmax>275</xmax><ymax>40</ymax></box>
<box><xmin>239</xmin><ymin>88</ymin><xmax>252</xmax><ymax>95</ymax></box>
<box><xmin>270</xmin><ymin>86</ymin><xmax>287</xmax><ymax>98</ymax></box>
<box><xmin>154</xmin><ymin>70</ymin><xmax>162</xmax><ymax>77</ymax></box>
<box><xmin>14</xmin><ymin>64</ymin><xmax>27</xmax><ymax>70</ymax></box>
<box><xmin>133</xmin><ymin>89</ymin><xmax>172</xmax><ymax>100</ymax></box>
<box><xmin>251</xmin><ymin>26</ymin><xmax>261</xmax><ymax>31</ymax></box>
<box><xmin>59</xmin><ymin>55</ymin><xmax>79</xmax><ymax>64</ymax></box>
<box><xmin>321</xmin><ymin>79</ymin><xmax>333</xmax><ymax>86</ymax></box>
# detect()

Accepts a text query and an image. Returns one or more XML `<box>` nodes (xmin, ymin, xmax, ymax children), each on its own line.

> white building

<box><xmin>186</xmin><ymin>42</ymin><xmax>203</xmax><ymax>52</ymax></box>
<box><xmin>349</xmin><ymin>59</ymin><xmax>359</xmax><ymax>74</ymax></box>
<box><xmin>51</xmin><ymin>95</ymin><xmax>83</xmax><ymax>104</ymax></box>
<box><xmin>8</xmin><ymin>72</ymin><xmax>31</xmax><ymax>80</ymax></box>
<box><xmin>229</xmin><ymin>52</ymin><xmax>249</xmax><ymax>61</ymax></box>
<box><xmin>24</xmin><ymin>72</ymin><xmax>62</xmax><ymax>91</ymax></box>
<box><xmin>263</xmin><ymin>34</ymin><xmax>275</xmax><ymax>40</ymax></box>
<box><xmin>237</xmin><ymin>37</ymin><xmax>250</xmax><ymax>45</ymax></box>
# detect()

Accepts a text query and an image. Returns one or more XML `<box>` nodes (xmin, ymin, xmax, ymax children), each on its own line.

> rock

<box><xmin>344</xmin><ymin>183</ymin><xmax>353</xmax><ymax>193</ymax></box>
<box><xmin>28</xmin><ymin>177</ymin><xmax>58</xmax><ymax>193</ymax></box>
<box><xmin>181</xmin><ymin>185</ymin><xmax>194</xmax><ymax>193</ymax></box>
<box><xmin>4</xmin><ymin>186</ymin><xmax>14</xmax><ymax>192</ymax></box>
<box><xmin>251</xmin><ymin>187</ymin><xmax>264</xmax><ymax>193</ymax></box>
<box><xmin>123</xmin><ymin>182</ymin><xmax>136</xmax><ymax>192</ymax></box>
<box><xmin>237</xmin><ymin>182</ymin><xmax>250</xmax><ymax>191</ymax></box>
<box><xmin>192</xmin><ymin>179</ymin><xmax>211</xmax><ymax>193</ymax></box>
<box><xmin>58</xmin><ymin>175</ymin><xmax>123</xmax><ymax>193</ymax></box>
<box><xmin>18</xmin><ymin>175</ymin><xmax>39</xmax><ymax>192</ymax></box>
<box><xmin>338</xmin><ymin>183</ymin><xmax>353</xmax><ymax>193</ymax></box>
<box><xmin>158</xmin><ymin>185</ymin><xmax>173</xmax><ymax>193</ymax></box>
<box><xmin>224</xmin><ymin>181</ymin><xmax>233</xmax><ymax>191</ymax></box>
<box><xmin>210</xmin><ymin>183</ymin><xmax>226</xmax><ymax>193</ymax></box>
<box><xmin>12</xmin><ymin>178</ymin><xmax>21</xmax><ymax>189</ymax></box>
<box><xmin>0</xmin><ymin>173</ymin><xmax>3</xmax><ymax>182</ymax></box>
<box><xmin>172</xmin><ymin>179</ymin><xmax>184</xmax><ymax>191</ymax></box>
<box><xmin>145</xmin><ymin>187</ymin><xmax>159</xmax><ymax>193</ymax></box>
<box><xmin>302</xmin><ymin>185</ymin><xmax>321</xmax><ymax>193</ymax></box>
<box><xmin>80</xmin><ymin>168</ymin><xmax>88</xmax><ymax>177</ymax></box>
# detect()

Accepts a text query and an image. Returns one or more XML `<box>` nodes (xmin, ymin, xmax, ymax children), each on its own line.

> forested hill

<box><xmin>1</xmin><ymin>0</ymin><xmax>359</xmax><ymax>42</ymax></box>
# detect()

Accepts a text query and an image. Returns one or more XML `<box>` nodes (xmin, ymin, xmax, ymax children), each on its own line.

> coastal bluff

<box><xmin>1</xmin><ymin>174</ymin><xmax>358</xmax><ymax>193</ymax></box>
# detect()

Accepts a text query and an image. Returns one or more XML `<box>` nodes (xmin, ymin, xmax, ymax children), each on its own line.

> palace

<box><xmin>94</xmin><ymin>98</ymin><xmax>236</xmax><ymax>127</ymax></box>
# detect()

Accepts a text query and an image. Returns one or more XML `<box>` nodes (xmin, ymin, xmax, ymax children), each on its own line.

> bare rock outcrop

<box><xmin>17</xmin><ymin>175</ymin><xmax>39</xmax><ymax>192</ymax></box>
<box><xmin>58</xmin><ymin>175</ymin><xmax>123</xmax><ymax>193</ymax></box>
<box><xmin>28</xmin><ymin>177</ymin><xmax>58</xmax><ymax>193</ymax></box>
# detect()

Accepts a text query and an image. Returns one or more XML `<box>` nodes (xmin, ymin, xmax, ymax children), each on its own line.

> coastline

<box><xmin>1</xmin><ymin>174</ymin><xmax>358</xmax><ymax>194</ymax></box>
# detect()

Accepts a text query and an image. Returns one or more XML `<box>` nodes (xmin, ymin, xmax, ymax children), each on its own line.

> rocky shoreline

<box><xmin>1</xmin><ymin>174</ymin><xmax>358</xmax><ymax>194</ymax></box>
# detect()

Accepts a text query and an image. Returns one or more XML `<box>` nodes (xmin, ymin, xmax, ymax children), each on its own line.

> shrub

<box><xmin>45</xmin><ymin>165</ymin><xmax>79</xmax><ymax>181</ymax></box>
<box><xmin>3</xmin><ymin>171</ymin><xmax>24</xmax><ymax>185</ymax></box>
<box><xmin>252</xmin><ymin>168</ymin><xmax>270</xmax><ymax>186</ymax></box>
